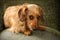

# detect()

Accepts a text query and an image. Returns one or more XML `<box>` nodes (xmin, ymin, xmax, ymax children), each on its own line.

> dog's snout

<box><xmin>33</xmin><ymin>27</ymin><xmax>36</xmax><ymax>31</ymax></box>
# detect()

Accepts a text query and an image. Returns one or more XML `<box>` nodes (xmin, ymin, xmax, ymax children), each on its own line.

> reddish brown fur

<box><xmin>4</xmin><ymin>3</ymin><xmax>46</xmax><ymax>36</ymax></box>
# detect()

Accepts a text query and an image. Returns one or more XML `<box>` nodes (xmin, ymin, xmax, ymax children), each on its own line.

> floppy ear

<box><xmin>39</xmin><ymin>7</ymin><xmax>44</xmax><ymax>21</ymax></box>
<box><xmin>18</xmin><ymin>6</ymin><xmax>28</xmax><ymax>22</ymax></box>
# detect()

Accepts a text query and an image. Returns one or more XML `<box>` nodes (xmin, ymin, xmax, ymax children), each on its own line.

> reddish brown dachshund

<box><xmin>4</xmin><ymin>3</ymin><xmax>46</xmax><ymax>36</ymax></box>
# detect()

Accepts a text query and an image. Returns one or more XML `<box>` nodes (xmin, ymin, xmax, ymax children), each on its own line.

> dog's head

<box><xmin>26</xmin><ymin>4</ymin><xmax>44</xmax><ymax>31</ymax></box>
<box><xmin>18</xmin><ymin>4</ymin><xmax>44</xmax><ymax>31</ymax></box>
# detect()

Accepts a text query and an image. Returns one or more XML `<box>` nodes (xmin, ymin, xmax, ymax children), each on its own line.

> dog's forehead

<box><xmin>27</xmin><ymin>4</ymin><xmax>39</xmax><ymax>10</ymax></box>
<box><xmin>27</xmin><ymin>4</ymin><xmax>38</xmax><ymax>7</ymax></box>
<box><xmin>27</xmin><ymin>4</ymin><xmax>40</xmax><ymax>15</ymax></box>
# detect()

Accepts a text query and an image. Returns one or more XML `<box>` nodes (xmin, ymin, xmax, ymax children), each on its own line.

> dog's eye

<box><xmin>37</xmin><ymin>16</ymin><xmax>40</xmax><ymax>19</ymax></box>
<box><xmin>29</xmin><ymin>15</ymin><xmax>34</xmax><ymax>20</ymax></box>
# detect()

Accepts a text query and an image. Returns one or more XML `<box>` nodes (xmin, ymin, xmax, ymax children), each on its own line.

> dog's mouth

<box><xmin>27</xmin><ymin>25</ymin><xmax>37</xmax><ymax>31</ymax></box>
<box><xmin>26</xmin><ymin>26</ymin><xmax>37</xmax><ymax>31</ymax></box>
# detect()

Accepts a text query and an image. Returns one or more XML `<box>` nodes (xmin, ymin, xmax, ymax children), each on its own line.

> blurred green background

<box><xmin>0</xmin><ymin>0</ymin><xmax>59</xmax><ymax>31</ymax></box>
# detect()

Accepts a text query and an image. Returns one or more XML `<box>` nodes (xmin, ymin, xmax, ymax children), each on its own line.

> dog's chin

<box><xmin>28</xmin><ymin>26</ymin><xmax>36</xmax><ymax>31</ymax></box>
<box><xmin>30</xmin><ymin>28</ymin><xmax>37</xmax><ymax>31</ymax></box>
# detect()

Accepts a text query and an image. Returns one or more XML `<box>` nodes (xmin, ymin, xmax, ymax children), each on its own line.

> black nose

<box><xmin>33</xmin><ymin>28</ymin><xmax>37</xmax><ymax>31</ymax></box>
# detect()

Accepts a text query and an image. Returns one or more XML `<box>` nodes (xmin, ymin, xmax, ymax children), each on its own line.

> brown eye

<box><xmin>29</xmin><ymin>15</ymin><xmax>34</xmax><ymax>20</ymax></box>
<box><xmin>37</xmin><ymin>16</ymin><xmax>40</xmax><ymax>19</ymax></box>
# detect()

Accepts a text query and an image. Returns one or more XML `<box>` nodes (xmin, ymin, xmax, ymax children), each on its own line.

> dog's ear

<box><xmin>39</xmin><ymin>7</ymin><xmax>44</xmax><ymax>21</ymax></box>
<box><xmin>18</xmin><ymin>6</ymin><xmax>28</xmax><ymax>21</ymax></box>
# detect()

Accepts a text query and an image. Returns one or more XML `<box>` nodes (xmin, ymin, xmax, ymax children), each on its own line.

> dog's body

<box><xmin>4</xmin><ymin>3</ymin><xmax>46</xmax><ymax>36</ymax></box>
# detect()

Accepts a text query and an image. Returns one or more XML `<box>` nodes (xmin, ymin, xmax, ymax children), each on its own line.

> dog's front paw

<box><xmin>37</xmin><ymin>25</ymin><xmax>46</xmax><ymax>31</ymax></box>
<box><xmin>24</xmin><ymin>30</ymin><xmax>31</xmax><ymax>36</ymax></box>
<box><xmin>7</xmin><ymin>27</ymin><xmax>20</xmax><ymax>33</ymax></box>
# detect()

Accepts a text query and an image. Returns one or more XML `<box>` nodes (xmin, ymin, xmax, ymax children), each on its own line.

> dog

<box><xmin>4</xmin><ymin>3</ymin><xmax>46</xmax><ymax>36</ymax></box>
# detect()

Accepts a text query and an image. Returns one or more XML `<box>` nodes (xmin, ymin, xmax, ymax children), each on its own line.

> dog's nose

<box><xmin>33</xmin><ymin>27</ymin><xmax>36</xmax><ymax>31</ymax></box>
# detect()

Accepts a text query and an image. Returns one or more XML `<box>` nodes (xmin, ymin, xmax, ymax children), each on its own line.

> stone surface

<box><xmin>0</xmin><ymin>30</ymin><xmax>60</xmax><ymax>40</ymax></box>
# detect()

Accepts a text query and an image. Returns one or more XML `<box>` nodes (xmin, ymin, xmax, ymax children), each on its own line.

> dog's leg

<box><xmin>37</xmin><ymin>25</ymin><xmax>46</xmax><ymax>31</ymax></box>
<box><xmin>24</xmin><ymin>29</ymin><xmax>31</xmax><ymax>36</ymax></box>
<box><xmin>7</xmin><ymin>17</ymin><xmax>21</xmax><ymax>33</ymax></box>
